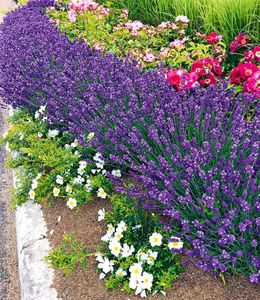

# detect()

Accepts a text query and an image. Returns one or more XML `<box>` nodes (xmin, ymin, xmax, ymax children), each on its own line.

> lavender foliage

<box><xmin>0</xmin><ymin>0</ymin><xmax>259</xmax><ymax>282</ymax></box>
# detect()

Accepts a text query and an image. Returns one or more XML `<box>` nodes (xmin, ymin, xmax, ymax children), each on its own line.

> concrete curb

<box><xmin>10</xmin><ymin>108</ymin><xmax>59</xmax><ymax>300</ymax></box>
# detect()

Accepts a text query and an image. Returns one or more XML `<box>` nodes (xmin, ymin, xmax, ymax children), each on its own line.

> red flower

<box><xmin>230</xmin><ymin>33</ymin><xmax>250</xmax><ymax>53</ymax></box>
<box><xmin>239</xmin><ymin>63</ymin><xmax>258</xmax><ymax>81</ymax></box>
<box><xmin>199</xmin><ymin>75</ymin><xmax>216</xmax><ymax>87</ymax></box>
<box><xmin>185</xmin><ymin>72</ymin><xmax>199</xmax><ymax>88</ymax></box>
<box><xmin>166</xmin><ymin>69</ymin><xmax>187</xmax><ymax>90</ymax></box>
<box><xmin>191</xmin><ymin>57</ymin><xmax>213</xmax><ymax>76</ymax></box>
<box><xmin>212</xmin><ymin>61</ymin><xmax>223</xmax><ymax>77</ymax></box>
<box><xmin>253</xmin><ymin>46</ymin><xmax>260</xmax><ymax>62</ymax></box>
<box><xmin>244</xmin><ymin>50</ymin><xmax>255</xmax><ymax>62</ymax></box>
<box><xmin>243</xmin><ymin>70</ymin><xmax>260</xmax><ymax>97</ymax></box>
<box><xmin>205</xmin><ymin>32</ymin><xmax>222</xmax><ymax>44</ymax></box>
<box><xmin>230</xmin><ymin>66</ymin><xmax>243</xmax><ymax>84</ymax></box>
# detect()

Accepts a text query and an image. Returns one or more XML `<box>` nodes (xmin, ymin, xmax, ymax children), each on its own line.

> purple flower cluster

<box><xmin>0</xmin><ymin>0</ymin><xmax>259</xmax><ymax>282</ymax></box>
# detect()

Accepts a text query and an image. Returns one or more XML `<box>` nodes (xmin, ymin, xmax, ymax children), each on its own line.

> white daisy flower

<box><xmin>113</xmin><ymin>230</ymin><xmax>123</xmax><ymax>241</ymax></box>
<box><xmin>87</xmin><ymin>132</ymin><xmax>95</xmax><ymax>141</ymax></box>
<box><xmin>97</xmin><ymin>257</ymin><xmax>114</xmax><ymax>274</ymax></box>
<box><xmin>117</xmin><ymin>220</ymin><xmax>127</xmax><ymax>232</ymax></box>
<box><xmin>112</xmin><ymin>169</ymin><xmax>121</xmax><ymax>178</ymax></box>
<box><xmin>97</xmin><ymin>208</ymin><xmax>105</xmax><ymax>221</ymax></box>
<box><xmin>73</xmin><ymin>175</ymin><xmax>85</xmax><ymax>184</ymax></box>
<box><xmin>168</xmin><ymin>236</ymin><xmax>183</xmax><ymax>250</ymax></box>
<box><xmin>149</xmin><ymin>232</ymin><xmax>163</xmax><ymax>247</ymax></box>
<box><xmin>53</xmin><ymin>187</ymin><xmax>60</xmax><ymax>197</ymax></box>
<box><xmin>141</xmin><ymin>272</ymin><xmax>153</xmax><ymax>290</ymax></box>
<box><xmin>129</xmin><ymin>263</ymin><xmax>143</xmax><ymax>278</ymax></box>
<box><xmin>29</xmin><ymin>190</ymin><xmax>36</xmax><ymax>200</ymax></box>
<box><xmin>37</xmin><ymin>132</ymin><xmax>43</xmax><ymax>138</ymax></box>
<box><xmin>109</xmin><ymin>241</ymin><xmax>121</xmax><ymax>257</ymax></box>
<box><xmin>96</xmin><ymin>161</ymin><xmax>104</xmax><ymax>169</ymax></box>
<box><xmin>31</xmin><ymin>179</ymin><xmax>38</xmax><ymax>190</ymax></box>
<box><xmin>56</xmin><ymin>175</ymin><xmax>63</xmax><ymax>185</ymax></box>
<box><xmin>71</xmin><ymin>140</ymin><xmax>78</xmax><ymax>148</ymax></box>
<box><xmin>122</xmin><ymin>243</ymin><xmax>135</xmax><ymax>258</ymax></box>
<box><xmin>65</xmin><ymin>185</ymin><xmax>72</xmax><ymax>193</ymax></box>
<box><xmin>79</xmin><ymin>160</ymin><xmax>87</xmax><ymax>169</ymax></box>
<box><xmin>116</xmin><ymin>268</ymin><xmax>127</xmax><ymax>277</ymax></box>
<box><xmin>66</xmin><ymin>197</ymin><xmax>77</xmax><ymax>209</ymax></box>
<box><xmin>93</xmin><ymin>152</ymin><xmax>104</xmax><ymax>163</ymax></box>
<box><xmin>146</xmin><ymin>250</ymin><xmax>158</xmax><ymax>265</ymax></box>
<box><xmin>107</xmin><ymin>223</ymin><xmax>115</xmax><ymax>235</ymax></box>
<box><xmin>47</xmin><ymin>129</ymin><xmax>59</xmax><ymax>138</ymax></box>
<box><xmin>97</xmin><ymin>187</ymin><xmax>107</xmax><ymax>199</ymax></box>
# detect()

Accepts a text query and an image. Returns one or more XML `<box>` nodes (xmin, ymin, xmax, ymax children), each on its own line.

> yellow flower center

<box><xmin>153</xmin><ymin>237</ymin><xmax>159</xmax><ymax>243</ymax></box>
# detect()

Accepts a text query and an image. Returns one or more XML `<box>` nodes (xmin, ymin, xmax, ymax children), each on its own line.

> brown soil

<box><xmin>42</xmin><ymin>200</ymin><xmax>260</xmax><ymax>300</ymax></box>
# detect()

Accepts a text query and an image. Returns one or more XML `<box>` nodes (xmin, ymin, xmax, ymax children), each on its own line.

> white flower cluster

<box><xmin>28</xmin><ymin>173</ymin><xmax>42</xmax><ymax>200</ymax></box>
<box><xmin>35</xmin><ymin>105</ymin><xmax>47</xmax><ymax>121</ymax></box>
<box><xmin>96</xmin><ymin>212</ymin><xmax>184</xmax><ymax>298</ymax></box>
<box><xmin>92</xmin><ymin>152</ymin><xmax>106</xmax><ymax>175</ymax></box>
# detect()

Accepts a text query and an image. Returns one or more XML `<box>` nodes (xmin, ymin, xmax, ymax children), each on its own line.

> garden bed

<box><xmin>42</xmin><ymin>200</ymin><xmax>260</xmax><ymax>300</ymax></box>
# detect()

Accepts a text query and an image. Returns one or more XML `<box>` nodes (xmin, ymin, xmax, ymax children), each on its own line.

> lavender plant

<box><xmin>90</xmin><ymin>83</ymin><xmax>259</xmax><ymax>283</ymax></box>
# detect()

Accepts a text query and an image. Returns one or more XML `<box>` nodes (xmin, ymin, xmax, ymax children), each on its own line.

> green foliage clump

<box><xmin>0</xmin><ymin>108</ymin><xmax>112</xmax><ymax>207</ymax></box>
<box><xmin>46</xmin><ymin>232</ymin><xmax>90</xmax><ymax>275</ymax></box>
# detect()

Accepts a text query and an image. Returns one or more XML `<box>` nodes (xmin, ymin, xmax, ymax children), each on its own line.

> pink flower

<box><xmin>199</xmin><ymin>74</ymin><xmax>216</xmax><ymax>87</ymax></box>
<box><xmin>253</xmin><ymin>46</ymin><xmax>260</xmax><ymax>62</ymax></box>
<box><xmin>175</xmin><ymin>15</ymin><xmax>190</xmax><ymax>23</ymax></box>
<box><xmin>68</xmin><ymin>10</ymin><xmax>77</xmax><ymax>23</ymax></box>
<box><xmin>171</xmin><ymin>23</ymin><xmax>179</xmax><ymax>30</ymax></box>
<box><xmin>244</xmin><ymin>50</ymin><xmax>254</xmax><ymax>62</ymax></box>
<box><xmin>178</xmin><ymin>30</ymin><xmax>185</xmax><ymax>35</ymax></box>
<box><xmin>143</xmin><ymin>52</ymin><xmax>156</xmax><ymax>63</ymax></box>
<box><xmin>243</xmin><ymin>70</ymin><xmax>260</xmax><ymax>97</ymax></box>
<box><xmin>122</xmin><ymin>9</ymin><xmax>129</xmax><ymax>16</ymax></box>
<box><xmin>158</xmin><ymin>21</ymin><xmax>170</xmax><ymax>29</ymax></box>
<box><xmin>230</xmin><ymin>33</ymin><xmax>250</xmax><ymax>53</ymax></box>
<box><xmin>205</xmin><ymin>32</ymin><xmax>222</xmax><ymax>44</ymax></box>
<box><xmin>166</xmin><ymin>69</ymin><xmax>198</xmax><ymax>90</ymax></box>
<box><xmin>170</xmin><ymin>39</ymin><xmax>184</xmax><ymax>48</ymax></box>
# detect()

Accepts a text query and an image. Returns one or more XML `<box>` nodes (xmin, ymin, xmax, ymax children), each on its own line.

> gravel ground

<box><xmin>0</xmin><ymin>101</ymin><xmax>20</xmax><ymax>300</ymax></box>
<box><xmin>0</xmin><ymin>4</ymin><xmax>20</xmax><ymax>300</ymax></box>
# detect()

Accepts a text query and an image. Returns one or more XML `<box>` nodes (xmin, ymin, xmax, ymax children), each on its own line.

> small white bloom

<box><xmin>97</xmin><ymin>257</ymin><xmax>114</xmax><ymax>274</ymax></box>
<box><xmin>102</xmin><ymin>170</ymin><xmax>107</xmax><ymax>175</ymax></box>
<box><xmin>31</xmin><ymin>179</ymin><xmax>38</xmax><ymax>190</ymax></box>
<box><xmin>93</xmin><ymin>152</ymin><xmax>104</xmax><ymax>163</ymax></box>
<box><xmin>65</xmin><ymin>144</ymin><xmax>70</xmax><ymax>148</ymax></box>
<box><xmin>2</xmin><ymin>132</ymin><xmax>8</xmax><ymax>139</ymax></box>
<box><xmin>175</xmin><ymin>15</ymin><xmax>190</xmax><ymax>23</ymax></box>
<box><xmin>101</xmin><ymin>233</ymin><xmax>112</xmax><ymax>242</ymax></box>
<box><xmin>57</xmin><ymin>216</ymin><xmax>61</xmax><ymax>222</ymax></box>
<box><xmin>109</xmin><ymin>241</ymin><xmax>121</xmax><ymax>257</ymax></box>
<box><xmin>66</xmin><ymin>197</ymin><xmax>77</xmax><ymax>209</ymax></box>
<box><xmin>29</xmin><ymin>189</ymin><xmax>36</xmax><ymax>200</ymax></box>
<box><xmin>146</xmin><ymin>250</ymin><xmax>158</xmax><ymax>265</ymax></box>
<box><xmin>39</xmin><ymin>105</ymin><xmax>46</xmax><ymax>113</ymax></box>
<box><xmin>79</xmin><ymin>160</ymin><xmax>87</xmax><ymax>169</ymax></box>
<box><xmin>42</xmin><ymin>116</ymin><xmax>47</xmax><ymax>122</ymax></box>
<box><xmin>99</xmin><ymin>272</ymin><xmax>106</xmax><ymax>279</ymax></box>
<box><xmin>116</xmin><ymin>268</ymin><xmax>127</xmax><ymax>277</ymax></box>
<box><xmin>47</xmin><ymin>129</ymin><xmax>59</xmax><ymax>138</ymax></box>
<box><xmin>141</xmin><ymin>272</ymin><xmax>153</xmax><ymax>290</ymax></box>
<box><xmin>71</xmin><ymin>140</ymin><xmax>78</xmax><ymax>148</ymax></box>
<box><xmin>137</xmin><ymin>250</ymin><xmax>148</xmax><ymax>262</ymax></box>
<box><xmin>5</xmin><ymin>142</ymin><xmax>11</xmax><ymax>152</ymax></box>
<box><xmin>91</xmin><ymin>169</ymin><xmax>96</xmax><ymax>174</ymax></box>
<box><xmin>113</xmin><ymin>230</ymin><xmax>123</xmax><ymax>241</ymax></box>
<box><xmin>53</xmin><ymin>187</ymin><xmax>60</xmax><ymax>197</ymax></box>
<box><xmin>133</xmin><ymin>224</ymin><xmax>142</xmax><ymax>230</ymax></box>
<box><xmin>35</xmin><ymin>111</ymin><xmax>40</xmax><ymax>119</ymax></box>
<box><xmin>37</xmin><ymin>132</ymin><xmax>43</xmax><ymax>138</ymax></box>
<box><xmin>161</xmin><ymin>290</ymin><xmax>167</xmax><ymax>296</ymax></box>
<box><xmin>77</xmin><ymin>167</ymin><xmax>84</xmax><ymax>175</ymax></box>
<box><xmin>149</xmin><ymin>232</ymin><xmax>163</xmax><ymax>247</ymax></box>
<box><xmin>107</xmin><ymin>224</ymin><xmax>115</xmax><ymax>235</ymax></box>
<box><xmin>56</xmin><ymin>175</ymin><xmax>64</xmax><ymax>185</ymax></box>
<box><xmin>129</xmin><ymin>263</ymin><xmax>143</xmax><ymax>278</ymax></box>
<box><xmin>95</xmin><ymin>252</ymin><xmax>104</xmax><ymax>263</ymax></box>
<box><xmin>97</xmin><ymin>208</ymin><xmax>105</xmax><ymax>221</ymax></box>
<box><xmin>112</xmin><ymin>169</ymin><xmax>121</xmax><ymax>178</ymax></box>
<box><xmin>36</xmin><ymin>173</ymin><xmax>42</xmax><ymax>180</ymax></box>
<box><xmin>97</xmin><ymin>187</ymin><xmax>107</xmax><ymax>199</ymax></box>
<box><xmin>168</xmin><ymin>236</ymin><xmax>183</xmax><ymax>250</ymax></box>
<box><xmin>87</xmin><ymin>132</ymin><xmax>95</xmax><ymax>141</ymax></box>
<box><xmin>117</xmin><ymin>220</ymin><xmax>127</xmax><ymax>232</ymax></box>
<box><xmin>122</xmin><ymin>243</ymin><xmax>135</xmax><ymax>258</ymax></box>
<box><xmin>96</xmin><ymin>161</ymin><xmax>104</xmax><ymax>169</ymax></box>
<box><xmin>19</xmin><ymin>133</ymin><xmax>24</xmax><ymax>140</ymax></box>
<box><xmin>73</xmin><ymin>175</ymin><xmax>85</xmax><ymax>184</ymax></box>
<box><xmin>65</xmin><ymin>185</ymin><xmax>72</xmax><ymax>193</ymax></box>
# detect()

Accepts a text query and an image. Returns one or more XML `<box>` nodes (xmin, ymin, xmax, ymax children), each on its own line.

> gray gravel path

<box><xmin>0</xmin><ymin>2</ymin><xmax>20</xmax><ymax>300</ymax></box>
<box><xmin>0</xmin><ymin>102</ymin><xmax>20</xmax><ymax>300</ymax></box>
